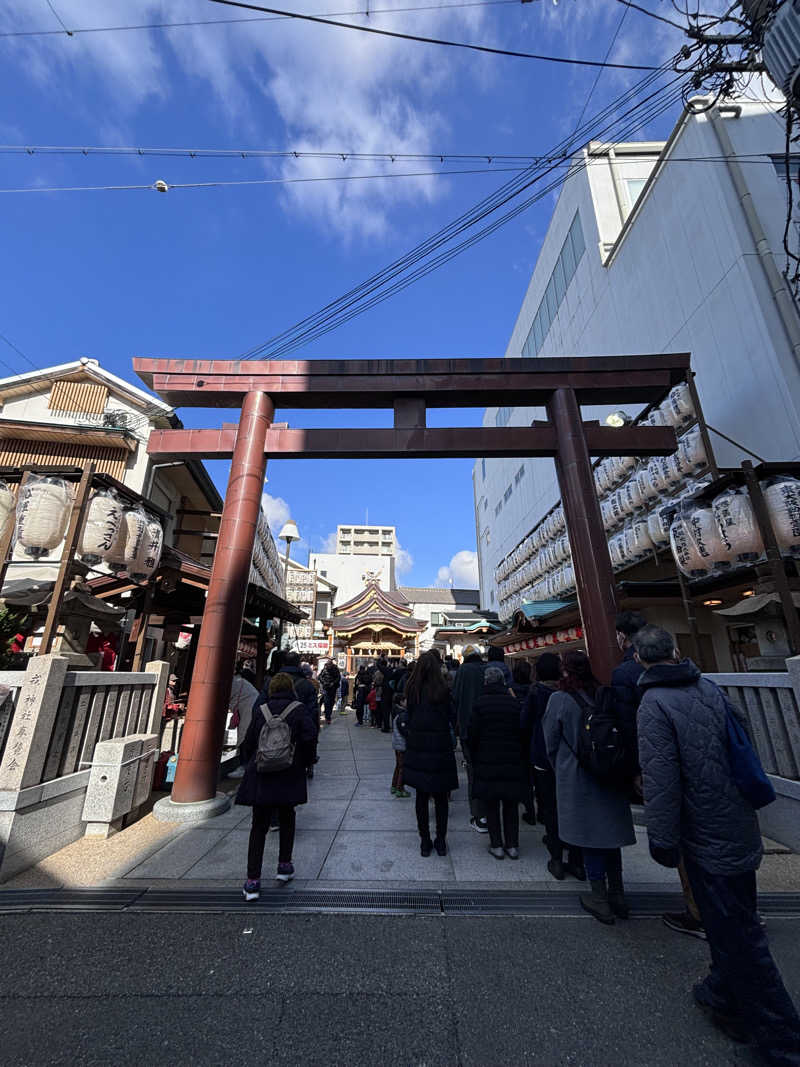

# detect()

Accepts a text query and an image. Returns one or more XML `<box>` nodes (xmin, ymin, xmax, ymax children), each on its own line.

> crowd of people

<box><xmin>232</xmin><ymin>624</ymin><xmax>800</xmax><ymax>1065</ymax></box>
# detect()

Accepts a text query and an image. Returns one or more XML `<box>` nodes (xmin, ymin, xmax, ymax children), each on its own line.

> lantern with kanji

<box><xmin>79</xmin><ymin>491</ymin><xmax>123</xmax><ymax>566</ymax></box>
<box><xmin>0</xmin><ymin>479</ymin><xmax>14</xmax><ymax>540</ymax></box>
<box><xmin>129</xmin><ymin>517</ymin><xmax>164</xmax><ymax>583</ymax></box>
<box><xmin>15</xmin><ymin>475</ymin><xmax>72</xmax><ymax>559</ymax></box>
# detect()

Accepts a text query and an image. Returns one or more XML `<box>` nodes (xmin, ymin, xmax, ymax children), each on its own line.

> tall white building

<box><xmin>309</xmin><ymin>525</ymin><xmax>397</xmax><ymax>606</ymax></box>
<box><xmin>336</xmin><ymin>524</ymin><xmax>396</xmax><ymax>556</ymax></box>
<box><xmin>474</xmin><ymin>98</ymin><xmax>800</xmax><ymax>652</ymax></box>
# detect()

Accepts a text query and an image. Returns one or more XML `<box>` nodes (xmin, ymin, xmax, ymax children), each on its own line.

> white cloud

<box><xmin>320</xmin><ymin>530</ymin><xmax>338</xmax><ymax>553</ymax></box>
<box><xmin>395</xmin><ymin>542</ymin><xmax>413</xmax><ymax>575</ymax></box>
<box><xmin>435</xmin><ymin>549</ymin><xmax>478</xmax><ymax>588</ymax></box>
<box><xmin>261</xmin><ymin>491</ymin><xmax>290</xmax><ymax>535</ymax></box>
<box><xmin>6</xmin><ymin>0</ymin><xmax>492</xmax><ymax>237</ymax></box>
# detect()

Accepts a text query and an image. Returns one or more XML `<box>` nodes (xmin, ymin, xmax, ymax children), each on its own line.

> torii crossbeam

<box><xmin>135</xmin><ymin>354</ymin><xmax>688</xmax><ymax>811</ymax></box>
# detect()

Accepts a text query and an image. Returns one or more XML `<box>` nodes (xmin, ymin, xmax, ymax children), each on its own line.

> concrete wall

<box><xmin>476</xmin><ymin>101</ymin><xmax>800</xmax><ymax>618</ymax></box>
<box><xmin>308</xmin><ymin>552</ymin><xmax>396</xmax><ymax>606</ymax></box>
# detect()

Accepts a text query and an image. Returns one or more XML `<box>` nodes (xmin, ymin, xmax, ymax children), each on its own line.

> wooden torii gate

<box><xmin>135</xmin><ymin>354</ymin><xmax>687</xmax><ymax>809</ymax></box>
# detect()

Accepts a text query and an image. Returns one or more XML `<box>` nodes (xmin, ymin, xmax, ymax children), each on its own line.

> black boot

<box><xmin>607</xmin><ymin>870</ymin><xmax>629</xmax><ymax>919</ymax></box>
<box><xmin>420</xmin><ymin>837</ymin><xmax>433</xmax><ymax>857</ymax></box>
<box><xmin>580</xmin><ymin>880</ymin><xmax>615</xmax><ymax>925</ymax></box>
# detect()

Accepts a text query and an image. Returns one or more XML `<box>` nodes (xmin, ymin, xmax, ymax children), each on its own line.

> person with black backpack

<box><xmin>236</xmin><ymin>672</ymin><xmax>316</xmax><ymax>899</ymax></box>
<box><xmin>543</xmin><ymin>650</ymin><xmax>636</xmax><ymax>924</ymax></box>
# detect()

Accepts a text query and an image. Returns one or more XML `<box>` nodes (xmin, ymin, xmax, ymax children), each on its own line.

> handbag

<box><xmin>230</xmin><ymin>708</ymin><xmax>241</xmax><ymax>729</ymax></box>
<box><xmin>723</xmin><ymin>699</ymin><xmax>776</xmax><ymax>810</ymax></box>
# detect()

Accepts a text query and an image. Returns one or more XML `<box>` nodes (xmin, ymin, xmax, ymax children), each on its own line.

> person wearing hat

<box><xmin>453</xmin><ymin>644</ymin><xmax>488</xmax><ymax>832</ymax></box>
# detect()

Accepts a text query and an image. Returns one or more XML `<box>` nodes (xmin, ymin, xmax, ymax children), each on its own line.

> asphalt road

<box><xmin>1</xmin><ymin>912</ymin><xmax>798</xmax><ymax>1065</ymax></box>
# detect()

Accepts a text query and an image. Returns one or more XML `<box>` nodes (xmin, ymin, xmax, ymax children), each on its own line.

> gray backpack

<box><xmin>256</xmin><ymin>701</ymin><xmax>301</xmax><ymax>773</ymax></box>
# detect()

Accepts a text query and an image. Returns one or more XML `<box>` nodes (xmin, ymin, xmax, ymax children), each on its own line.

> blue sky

<box><xmin>0</xmin><ymin>0</ymin><xmax>686</xmax><ymax>588</ymax></box>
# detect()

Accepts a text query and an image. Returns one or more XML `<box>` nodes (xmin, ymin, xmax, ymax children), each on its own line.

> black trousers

<box><xmin>484</xmin><ymin>797</ymin><xmax>519</xmax><ymax>849</ymax></box>
<box><xmin>686</xmin><ymin>860</ymin><xmax>800</xmax><ymax>1065</ymax></box>
<box><xmin>415</xmin><ymin>790</ymin><xmax>449</xmax><ymax>843</ymax></box>
<box><xmin>355</xmin><ymin>685</ymin><xmax>366</xmax><ymax>725</ymax></box>
<box><xmin>247</xmin><ymin>804</ymin><xmax>296</xmax><ymax>878</ymax></box>
<box><xmin>534</xmin><ymin>766</ymin><xmax>582</xmax><ymax>867</ymax></box>
<box><xmin>322</xmin><ymin>687</ymin><xmax>337</xmax><ymax>722</ymax></box>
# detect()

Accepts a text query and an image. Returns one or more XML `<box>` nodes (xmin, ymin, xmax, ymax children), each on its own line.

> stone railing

<box><xmin>0</xmin><ymin>655</ymin><xmax>169</xmax><ymax>881</ymax></box>
<box><xmin>706</xmin><ymin>657</ymin><xmax>800</xmax><ymax>850</ymax></box>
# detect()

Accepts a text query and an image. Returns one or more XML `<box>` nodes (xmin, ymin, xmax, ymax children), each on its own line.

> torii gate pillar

<box><xmin>163</xmin><ymin>391</ymin><xmax>274</xmax><ymax>811</ymax></box>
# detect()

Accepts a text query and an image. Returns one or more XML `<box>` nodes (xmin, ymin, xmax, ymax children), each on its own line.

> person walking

<box><xmin>543</xmin><ymin>650</ymin><xmax>636</xmax><ymax>924</ymax></box>
<box><xmin>522</xmin><ymin>652</ymin><xmax>585</xmax><ymax>882</ymax></box>
<box><xmin>318</xmin><ymin>659</ymin><xmax>341</xmax><ymax>724</ymax></box>
<box><xmin>510</xmin><ymin>659</ymin><xmax>534</xmax><ymax>823</ymax></box>
<box><xmin>468</xmin><ymin>666</ymin><xmax>527</xmax><ymax>859</ymax></box>
<box><xmin>237</xmin><ymin>672</ymin><xmax>317</xmax><ymax>898</ymax></box>
<box><xmin>487</xmin><ymin>644</ymin><xmax>513</xmax><ymax>689</ymax></box>
<box><xmin>635</xmin><ymin>625</ymin><xmax>800</xmax><ymax>1065</ymax></box>
<box><xmin>453</xmin><ymin>644</ymin><xmax>488</xmax><ymax>832</ymax></box>
<box><xmin>401</xmin><ymin>651</ymin><xmax>459</xmax><ymax>856</ymax></box>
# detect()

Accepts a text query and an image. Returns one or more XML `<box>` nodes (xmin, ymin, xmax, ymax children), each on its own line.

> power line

<box><xmin>0</xmin><ymin>332</ymin><xmax>39</xmax><ymax>372</ymax></box>
<box><xmin>208</xmin><ymin>0</ymin><xmax>662</xmax><ymax>69</ymax></box>
<box><xmin>612</xmin><ymin>0</ymin><xmax>687</xmax><ymax>32</ymax></box>
<box><xmin>0</xmin><ymin>164</ymin><xmax>528</xmax><ymax>194</ymax></box>
<box><xmin>0</xmin><ymin>144</ymin><xmax>551</xmax><ymax>163</ymax></box>
<box><xmin>571</xmin><ymin>4</ymin><xmax>630</xmax><ymax>149</ymax></box>
<box><xmin>238</xmin><ymin>61</ymin><xmax>690</xmax><ymax>360</ymax></box>
<box><xmin>0</xmin><ymin>0</ymin><xmax>523</xmax><ymax>39</ymax></box>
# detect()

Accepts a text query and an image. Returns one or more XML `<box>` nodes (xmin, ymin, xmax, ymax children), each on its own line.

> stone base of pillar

<box><xmin>152</xmin><ymin>792</ymin><xmax>231</xmax><ymax>824</ymax></box>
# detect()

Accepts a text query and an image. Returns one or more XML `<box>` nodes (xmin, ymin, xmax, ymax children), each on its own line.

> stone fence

<box><xmin>0</xmin><ymin>655</ymin><xmax>169</xmax><ymax>881</ymax></box>
<box><xmin>706</xmin><ymin>657</ymin><xmax>800</xmax><ymax>851</ymax></box>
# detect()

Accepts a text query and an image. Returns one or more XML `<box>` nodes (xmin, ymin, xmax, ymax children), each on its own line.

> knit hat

<box><xmin>300</xmin><ymin>663</ymin><xmax>313</xmax><ymax>677</ymax></box>
<box><xmin>484</xmin><ymin>666</ymin><xmax>505</xmax><ymax>687</ymax></box>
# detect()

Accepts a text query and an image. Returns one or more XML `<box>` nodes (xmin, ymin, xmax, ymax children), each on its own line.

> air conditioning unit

<box><xmin>103</xmin><ymin>410</ymin><xmax>133</xmax><ymax>430</ymax></box>
<box><xmin>762</xmin><ymin>0</ymin><xmax>800</xmax><ymax>103</ymax></box>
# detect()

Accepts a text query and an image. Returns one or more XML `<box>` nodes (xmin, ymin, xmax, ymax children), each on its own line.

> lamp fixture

<box><xmin>703</xmin><ymin>598</ymin><xmax>723</xmax><ymax>606</ymax></box>
<box><xmin>605</xmin><ymin>410</ymin><xmax>632</xmax><ymax>428</ymax></box>
<box><xmin>742</xmin><ymin>589</ymin><xmax>755</xmax><ymax>597</ymax></box>
<box><xmin>278</xmin><ymin>519</ymin><xmax>300</xmax><ymax>544</ymax></box>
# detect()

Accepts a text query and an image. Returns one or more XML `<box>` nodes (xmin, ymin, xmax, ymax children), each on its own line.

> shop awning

<box><xmin>715</xmin><ymin>591</ymin><xmax>800</xmax><ymax>616</ymax></box>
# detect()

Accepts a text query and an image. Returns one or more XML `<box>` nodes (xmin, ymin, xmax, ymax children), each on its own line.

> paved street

<box><xmin>0</xmin><ymin>909</ymin><xmax>798</xmax><ymax>1065</ymax></box>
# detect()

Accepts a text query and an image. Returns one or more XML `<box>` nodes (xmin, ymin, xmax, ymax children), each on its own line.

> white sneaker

<box><xmin>470</xmin><ymin>817</ymin><xmax>489</xmax><ymax>834</ymax></box>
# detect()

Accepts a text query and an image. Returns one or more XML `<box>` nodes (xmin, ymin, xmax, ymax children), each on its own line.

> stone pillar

<box><xmin>164</xmin><ymin>391</ymin><xmax>274</xmax><ymax>814</ymax></box>
<box><xmin>0</xmin><ymin>655</ymin><xmax>69</xmax><ymax>792</ymax></box>
<box><xmin>145</xmin><ymin>660</ymin><xmax>172</xmax><ymax>735</ymax></box>
<box><xmin>547</xmin><ymin>387</ymin><xmax>619</xmax><ymax>684</ymax></box>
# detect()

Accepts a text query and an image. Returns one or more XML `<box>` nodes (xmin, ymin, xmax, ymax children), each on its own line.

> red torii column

<box><xmin>548</xmin><ymin>387</ymin><xmax>619</xmax><ymax>684</ymax></box>
<box><xmin>156</xmin><ymin>391</ymin><xmax>274</xmax><ymax>815</ymax></box>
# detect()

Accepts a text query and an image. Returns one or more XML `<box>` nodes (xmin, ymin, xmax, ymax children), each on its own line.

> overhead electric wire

<box><xmin>239</xmin><ymin>58</ymin><xmax>691</xmax><ymax>360</ymax></box>
<box><xmin>0</xmin><ymin>0</ymin><xmax>520</xmax><ymax>38</ymax></box>
<box><xmin>208</xmin><ymin>0</ymin><xmax>662</xmax><ymax>69</ymax></box>
<box><xmin>0</xmin><ymin>332</ymin><xmax>39</xmax><ymax>373</ymax></box>
<box><xmin>611</xmin><ymin>0</ymin><xmax>687</xmax><ymax>32</ymax></box>
<box><xmin>0</xmin><ymin>164</ymin><xmax>530</xmax><ymax>194</ymax></box>
<box><xmin>254</xmin><ymin>82</ymin><xmax>690</xmax><ymax>359</ymax></box>
<box><xmin>571</xmin><ymin>3</ymin><xmax>630</xmax><ymax>147</ymax></box>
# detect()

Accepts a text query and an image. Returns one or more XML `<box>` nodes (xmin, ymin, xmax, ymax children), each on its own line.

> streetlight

<box><xmin>277</xmin><ymin>518</ymin><xmax>301</xmax><ymax>651</ymax></box>
<box><xmin>605</xmin><ymin>410</ymin><xmax>633</xmax><ymax>428</ymax></box>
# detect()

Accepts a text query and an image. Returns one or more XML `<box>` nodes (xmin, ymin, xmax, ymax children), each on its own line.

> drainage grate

<box><xmin>0</xmin><ymin>888</ymin><xmax>145</xmax><ymax>913</ymax></box>
<box><xmin>130</xmin><ymin>888</ymin><xmax>442</xmax><ymax>914</ymax></box>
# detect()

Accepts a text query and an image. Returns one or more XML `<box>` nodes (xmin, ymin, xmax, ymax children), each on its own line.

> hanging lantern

<box><xmin>620</xmin><ymin>476</ymin><xmax>644</xmax><ymax>515</ymax></box>
<box><xmin>647</xmin><ymin>504</ymin><xmax>674</xmax><ymax>549</ymax></box>
<box><xmin>129</xmin><ymin>517</ymin><xmax>164</xmax><ymax>583</ymax></box>
<box><xmin>646</xmin><ymin>455</ymin><xmax>672</xmax><ymax>495</ymax></box>
<box><xmin>636</xmin><ymin>463</ymin><xmax>661</xmax><ymax>504</ymax></box>
<box><xmin>764</xmin><ymin>477</ymin><xmax>800</xmax><ymax>557</ymax></box>
<box><xmin>689</xmin><ymin>506</ymin><xmax>733</xmax><ymax>571</ymax></box>
<box><xmin>79</xmin><ymin>491</ymin><xmax>123</xmax><ymax>566</ymax></box>
<box><xmin>113</xmin><ymin>507</ymin><xmax>148</xmax><ymax>576</ymax></box>
<box><xmin>711</xmin><ymin>490</ymin><xmax>764</xmax><ymax>564</ymax></box>
<box><xmin>15</xmin><ymin>476</ymin><xmax>72</xmax><ymax>559</ymax></box>
<box><xmin>0</xmin><ymin>479</ymin><xmax>14</xmax><ymax>540</ymax></box>
<box><xmin>670</xmin><ymin>515</ymin><xmax>713</xmax><ymax>578</ymax></box>
<box><xmin>679</xmin><ymin>428</ymin><xmax>707</xmax><ymax>473</ymax></box>
<box><xmin>665</xmin><ymin>382</ymin><xmax>695</xmax><ymax>428</ymax></box>
<box><xmin>625</xmin><ymin>515</ymin><xmax>654</xmax><ymax>560</ymax></box>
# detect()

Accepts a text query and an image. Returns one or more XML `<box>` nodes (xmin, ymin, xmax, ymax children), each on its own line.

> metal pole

<box><xmin>547</xmin><ymin>388</ymin><xmax>619</xmax><ymax>683</ymax></box>
<box><xmin>275</xmin><ymin>541</ymin><xmax>293</xmax><ymax>652</ymax></box>
<box><xmin>171</xmin><ymin>391</ymin><xmax>274</xmax><ymax>804</ymax></box>
<box><xmin>676</xmin><ymin>569</ymin><xmax>704</xmax><ymax>669</ymax></box>
<box><xmin>255</xmin><ymin>610</ymin><xmax>267</xmax><ymax>690</ymax></box>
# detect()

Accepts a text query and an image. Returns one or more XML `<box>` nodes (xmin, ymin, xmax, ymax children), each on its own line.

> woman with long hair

<box><xmin>543</xmin><ymin>651</ymin><xmax>636</xmax><ymax>924</ymax></box>
<box><xmin>401</xmin><ymin>651</ymin><xmax>459</xmax><ymax>856</ymax></box>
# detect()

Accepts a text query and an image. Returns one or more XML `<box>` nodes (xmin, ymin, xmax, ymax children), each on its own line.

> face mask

<box><xmin>616</xmin><ymin>631</ymin><xmax>627</xmax><ymax>651</ymax></box>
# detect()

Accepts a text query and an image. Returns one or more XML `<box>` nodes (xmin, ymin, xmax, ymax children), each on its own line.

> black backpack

<box><xmin>570</xmin><ymin>688</ymin><xmax>632</xmax><ymax>785</ymax></box>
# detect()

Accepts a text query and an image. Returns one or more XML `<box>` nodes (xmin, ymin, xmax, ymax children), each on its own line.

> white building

<box><xmin>309</xmin><ymin>527</ymin><xmax>398</xmax><ymax>606</ymax></box>
<box><xmin>335</xmin><ymin>524</ymin><xmax>396</xmax><ymax>556</ymax></box>
<box><xmin>397</xmin><ymin>587</ymin><xmax>481</xmax><ymax>651</ymax></box>
<box><xmin>473</xmin><ymin>98</ymin><xmax>800</xmax><ymax>669</ymax></box>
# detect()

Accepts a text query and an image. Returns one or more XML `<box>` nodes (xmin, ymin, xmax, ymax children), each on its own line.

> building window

<box><xmin>504</xmin><ymin>485</ymin><xmax>512</xmax><ymax>503</ymax></box>
<box><xmin>431</xmin><ymin>612</ymin><xmax>443</xmax><ymax>626</ymax></box>
<box><xmin>319</xmin><ymin>570</ymin><xmax>327</xmax><ymax>577</ymax></box>
<box><xmin>625</xmin><ymin>178</ymin><xmax>648</xmax><ymax>208</ymax></box>
<box><xmin>520</xmin><ymin>210</ymin><xmax>585</xmax><ymax>360</ymax></box>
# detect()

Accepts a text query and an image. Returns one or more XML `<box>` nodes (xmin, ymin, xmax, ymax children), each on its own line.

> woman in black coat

<box><xmin>468</xmin><ymin>666</ymin><xmax>528</xmax><ymax>859</ymax></box>
<box><xmin>401</xmin><ymin>651</ymin><xmax>459</xmax><ymax>857</ymax></box>
<box><xmin>237</xmin><ymin>672</ymin><xmax>316</xmax><ymax>898</ymax></box>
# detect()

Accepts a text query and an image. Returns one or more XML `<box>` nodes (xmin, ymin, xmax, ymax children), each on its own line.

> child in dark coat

<box><xmin>237</xmin><ymin>672</ymin><xmax>316</xmax><ymax>899</ymax></box>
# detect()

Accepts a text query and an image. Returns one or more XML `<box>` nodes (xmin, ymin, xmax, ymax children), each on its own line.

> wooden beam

<box><xmin>146</xmin><ymin>423</ymin><xmax>678</xmax><ymax>462</ymax></box>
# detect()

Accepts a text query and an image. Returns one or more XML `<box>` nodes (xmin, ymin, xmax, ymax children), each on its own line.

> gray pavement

<box><xmin>1</xmin><ymin>910</ymin><xmax>798</xmax><ymax>1065</ymax></box>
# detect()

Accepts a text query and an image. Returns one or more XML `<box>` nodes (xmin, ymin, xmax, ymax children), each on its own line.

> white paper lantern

<box><xmin>764</xmin><ymin>478</ymin><xmax>800</xmax><ymax>557</ymax></box>
<box><xmin>0</xmin><ymin>480</ymin><xmax>15</xmax><ymax>540</ymax></box>
<box><xmin>80</xmin><ymin>491</ymin><xmax>123</xmax><ymax>566</ymax></box>
<box><xmin>621</xmin><ymin>476</ymin><xmax>644</xmax><ymax>514</ymax></box>
<box><xmin>601</xmin><ymin>498</ymin><xmax>617</xmax><ymax>531</ymax></box>
<box><xmin>679</xmin><ymin>428</ymin><xmax>707</xmax><ymax>473</ymax></box>
<box><xmin>636</xmin><ymin>464</ymin><xmax>661</xmax><ymax>503</ymax></box>
<box><xmin>646</xmin><ymin>455</ymin><xmax>672</xmax><ymax>495</ymax></box>
<box><xmin>15</xmin><ymin>476</ymin><xmax>72</xmax><ymax>559</ymax></box>
<box><xmin>666</xmin><ymin>382</ymin><xmax>695</xmax><ymax>428</ymax></box>
<box><xmin>690</xmin><ymin>507</ymin><xmax>733</xmax><ymax>570</ymax></box>
<box><xmin>712</xmin><ymin>490</ymin><xmax>764</xmax><ymax>564</ymax></box>
<box><xmin>130</xmin><ymin>518</ymin><xmax>164</xmax><ymax>583</ymax></box>
<box><xmin>670</xmin><ymin>515</ymin><xmax>714</xmax><ymax>578</ymax></box>
<box><xmin>647</xmin><ymin>505</ymin><xmax>673</xmax><ymax>548</ymax></box>
<box><xmin>111</xmin><ymin>507</ymin><xmax>148</xmax><ymax>576</ymax></box>
<box><xmin>625</xmin><ymin>515</ymin><xmax>654</xmax><ymax>559</ymax></box>
<box><xmin>647</xmin><ymin>406</ymin><xmax>669</xmax><ymax>428</ymax></box>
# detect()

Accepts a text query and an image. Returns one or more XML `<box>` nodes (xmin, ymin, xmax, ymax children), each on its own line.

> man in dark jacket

<box><xmin>635</xmin><ymin>625</ymin><xmax>800</xmax><ymax>1065</ymax></box>
<box><xmin>453</xmin><ymin>645</ymin><xmax>487</xmax><ymax>831</ymax></box>
<box><xmin>318</xmin><ymin>660</ymin><xmax>341</xmax><ymax>724</ymax></box>
<box><xmin>611</xmin><ymin>610</ymin><xmax>647</xmax><ymax>725</ymax></box>
<box><xmin>281</xmin><ymin>652</ymin><xmax>320</xmax><ymax>777</ymax></box>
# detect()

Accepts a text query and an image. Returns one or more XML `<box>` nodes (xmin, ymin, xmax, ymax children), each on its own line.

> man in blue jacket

<box><xmin>635</xmin><ymin>625</ymin><xmax>800</xmax><ymax>1066</ymax></box>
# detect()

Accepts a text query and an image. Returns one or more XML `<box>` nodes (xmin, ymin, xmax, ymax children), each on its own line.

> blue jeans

<box><xmin>582</xmin><ymin>847</ymin><xmax>622</xmax><ymax>883</ymax></box>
